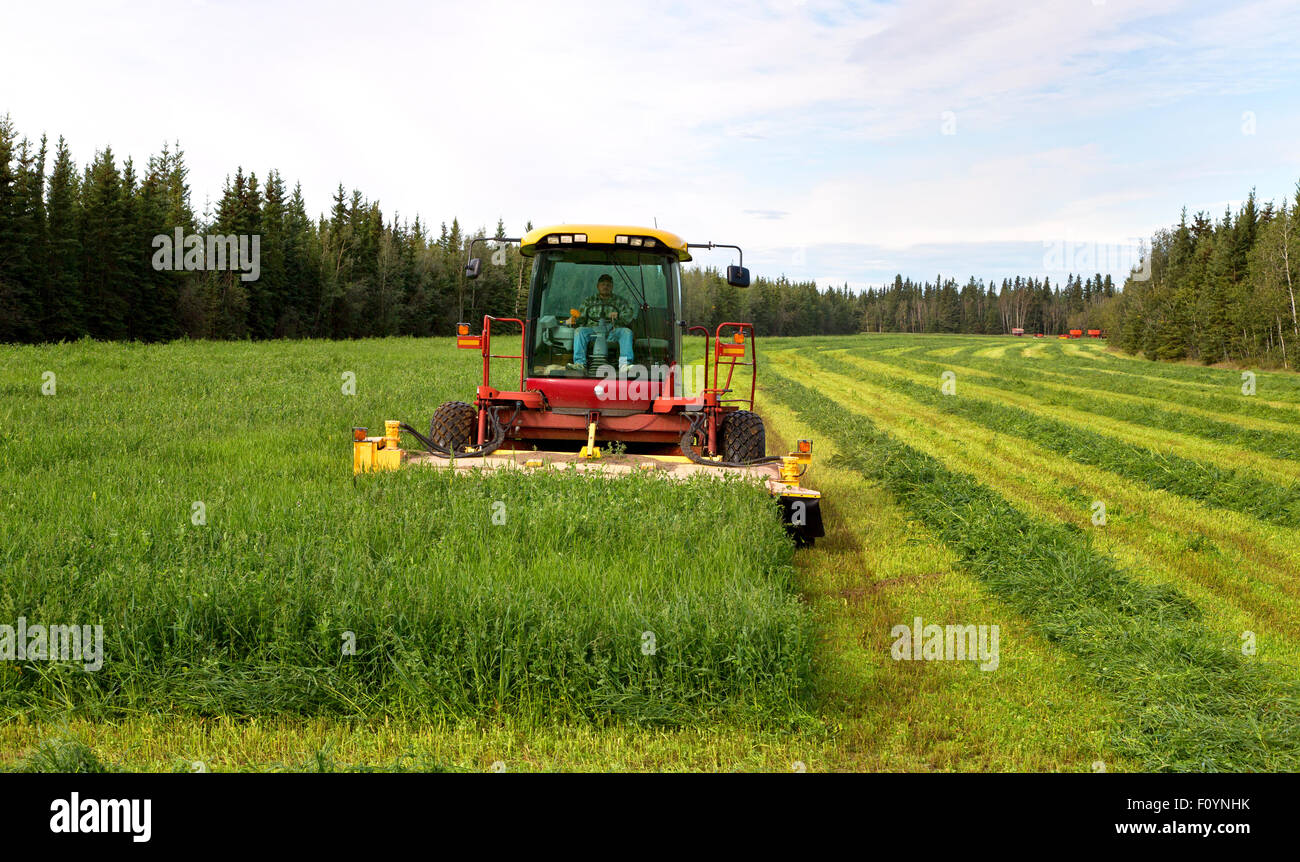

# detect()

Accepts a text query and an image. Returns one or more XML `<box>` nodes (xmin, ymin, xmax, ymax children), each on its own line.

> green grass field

<box><xmin>2</xmin><ymin>333</ymin><xmax>1296</xmax><ymax>771</ymax></box>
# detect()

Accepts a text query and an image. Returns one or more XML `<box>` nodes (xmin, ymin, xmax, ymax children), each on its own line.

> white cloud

<box><xmin>1</xmin><ymin>0</ymin><xmax>1298</xmax><ymax>286</ymax></box>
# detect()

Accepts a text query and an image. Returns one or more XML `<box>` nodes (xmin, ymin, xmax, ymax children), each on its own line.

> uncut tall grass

<box><xmin>0</xmin><ymin>338</ymin><xmax>812</xmax><ymax>723</ymax></box>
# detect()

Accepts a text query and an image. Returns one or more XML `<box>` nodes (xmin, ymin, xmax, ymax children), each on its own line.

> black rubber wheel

<box><xmin>719</xmin><ymin>410</ymin><xmax>766</xmax><ymax>463</ymax></box>
<box><xmin>429</xmin><ymin>400</ymin><xmax>476</xmax><ymax>452</ymax></box>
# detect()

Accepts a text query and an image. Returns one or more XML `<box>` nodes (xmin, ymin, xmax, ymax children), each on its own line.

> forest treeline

<box><xmin>0</xmin><ymin>115</ymin><xmax>1119</xmax><ymax>344</ymax></box>
<box><xmin>0</xmin><ymin>116</ymin><xmax>523</xmax><ymax>342</ymax></box>
<box><xmin>682</xmin><ymin>185</ymin><xmax>1300</xmax><ymax>370</ymax></box>
<box><xmin>0</xmin><ymin>115</ymin><xmax>860</xmax><ymax>342</ymax></box>
<box><xmin>1104</xmin><ymin>188</ymin><xmax>1300</xmax><ymax>368</ymax></box>
<box><xmin>856</xmin><ymin>272</ymin><xmax>1115</xmax><ymax>335</ymax></box>
<box><xmin>2</xmin><ymin>115</ymin><xmax>1296</xmax><ymax>366</ymax></box>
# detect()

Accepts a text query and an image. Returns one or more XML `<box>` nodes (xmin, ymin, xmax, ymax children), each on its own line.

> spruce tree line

<box><xmin>7</xmin><ymin>115</ymin><xmax>1292</xmax><ymax>360</ymax></box>
<box><xmin>0</xmin><ymin>115</ymin><xmax>893</xmax><ymax>343</ymax></box>
<box><xmin>0</xmin><ymin>116</ymin><xmax>525</xmax><ymax>342</ymax></box>
<box><xmin>857</xmin><ymin>272</ymin><xmax>1116</xmax><ymax>336</ymax></box>
<box><xmin>1103</xmin><ymin>187</ymin><xmax>1300</xmax><ymax>368</ymax></box>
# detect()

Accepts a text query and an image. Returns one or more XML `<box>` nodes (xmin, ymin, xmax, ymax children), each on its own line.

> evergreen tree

<box><xmin>79</xmin><ymin>147</ymin><xmax>133</xmax><ymax>339</ymax></box>
<box><xmin>256</xmin><ymin>169</ymin><xmax>288</xmax><ymax>337</ymax></box>
<box><xmin>0</xmin><ymin>116</ymin><xmax>27</xmax><ymax>339</ymax></box>
<box><xmin>43</xmin><ymin>136</ymin><xmax>83</xmax><ymax>339</ymax></box>
<box><xmin>0</xmin><ymin>133</ymin><xmax>48</xmax><ymax>340</ymax></box>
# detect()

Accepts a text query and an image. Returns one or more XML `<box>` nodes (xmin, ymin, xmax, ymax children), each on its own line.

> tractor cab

<box><xmin>456</xmin><ymin>223</ymin><xmax>755</xmax><ymax>416</ymax></box>
<box><xmin>518</xmin><ymin>227</ymin><xmax>689</xmax><ymax>411</ymax></box>
<box><xmin>525</xmin><ymin>234</ymin><xmax>681</xmax><ymax>380</ymax></box>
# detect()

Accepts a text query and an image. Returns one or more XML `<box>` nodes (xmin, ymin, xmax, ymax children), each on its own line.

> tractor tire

<box><xmin>719</xmin><ymin>410</ymin><xmax>766</xmax><ymax>464</ymax></box>
<box><xmin>429</xmin><ymin>400</ymin><xmax>476</xmax><ymax>453</ymax></box>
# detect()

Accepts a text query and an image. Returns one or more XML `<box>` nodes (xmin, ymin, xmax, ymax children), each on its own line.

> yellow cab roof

<box><xmin>519</xmin><ymin>224</ymin><xmax>692</xmax><ymax>261</ymax></box>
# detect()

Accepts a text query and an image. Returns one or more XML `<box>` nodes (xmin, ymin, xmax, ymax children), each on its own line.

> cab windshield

<box><xmin>527</xmin><ymin>248</ymin><xmax>677</xmax><ymax>377</ymax></box>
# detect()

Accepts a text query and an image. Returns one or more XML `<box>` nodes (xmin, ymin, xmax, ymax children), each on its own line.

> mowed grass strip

<box><xmin>774</xmin><ymin>350</ymin><xmax>1300</xmax><ymax>663</ymax></box>
<box><xmin>842</xmin><ymin>349</ymin><xmax>1300</xmax><ymax>485</ymax></box>
<box><xmin>0</xmin><ymin>339</ymin><xmax>813</xmax><ymax>725</ymax></box>
<box><xmin>1044</xmin><ymin>338</ymin><xmax>1300</xmax><ymax>404</ymax></box>
<box><xmin>870</xmin><ymin>335</ymin><xmax>1300</xmax><ymax>412</ymax></box>
<box><xmin>1011</xmin><ymin>349</ymin><xmax>1300</xmax><ymax>422</ymax></box>
<box><xmin>868</xmin><ymin>334</ymin><xmax>1300</xmax><ymax>404</ymax></box>
<box><xmin>1098</xmin><ymin>347</ymin><xmax>1300</xmax><ymax>400</ymax></box>
<box><xmin>836</xmin><ymin>344</ymin><xmax>1300</xmax><ymax>508</ymax></box>
<box><xmin>762</xmin><ymin>364</ymin><xmax>1300</xmax><ymax>771</ymax></box>
<box><xmin>924</xmin><ymin>333</ymin><xmax>1300</xmax><ymax>401</ymax></box>
<box><xmin>757</xmin><ymin>393</ymin><xmax>1133</xmax><ymax>771</ymax></box>
<box><xmin>802</xmin><ymin>346</ymin><xmax>1300</xmax><ymax>529</ymax></box>
<box><xmin>902</xmin><ymin>336</ymin><xmax>1300</xmax><ymax>429</ymax></box>
<box><xmin>867</xmin><ymin>345</ymin><xmax>1300</xmax><ymax>458</ymax></box>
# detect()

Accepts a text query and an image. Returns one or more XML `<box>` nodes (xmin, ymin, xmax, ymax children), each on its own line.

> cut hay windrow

<box><xmin>869</xmin><ymin>336</ymin><xmax>1300</xmax><ymax>403</ymax></box>
<box><xmin>804</xmin><ymin>348</ymin><xmax>1300</xmax><ymax>529</ymax></box>
<box><xmin>774</xmin><ymin>350</ymin><xmax>1300</xmax><ymax>656</ymax></box>
<box><xmin>762</xmin><ymin>365</ymin><xmax>1300</xmax><ymax>771</ymax></box>
<box><xmin>860</xmin><ymin>347</ymin><xmax>1300</xmax><ymax>457</ymax></box>
<box><xmin>887</xmin><ymin>335</ymin><xmax>1300</xmax><ymax>414</ymax></box>
<box><xmin>1083</xmin><ymin>354</ymin><xmax>1300</xmax><ymax>400</ymax></box>
<box><xmin>970</xmin><ymin>337</ymin><xmax>1300</xmax><ymax>401</ymax></box>
<box><xmin>861</xmin><ymin>335</ymin><xmax>1300</xmax><ymax>408</ymax></box>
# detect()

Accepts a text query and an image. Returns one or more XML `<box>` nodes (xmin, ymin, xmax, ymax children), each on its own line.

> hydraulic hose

<box><xmin>401</xmin><ymin>403</ymin><xmax>522</xmax><ymax>460</ymax></box>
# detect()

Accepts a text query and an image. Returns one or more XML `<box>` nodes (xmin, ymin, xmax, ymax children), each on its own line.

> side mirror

<box><xmin>726</xmin><ymin>265</ymin><xmax>750</xmax><ymax>287</ymax></box>
<box><xmin>464</xmin><ymin>258</ymin><xmax>481</xmax><ymax>279</ymax></box>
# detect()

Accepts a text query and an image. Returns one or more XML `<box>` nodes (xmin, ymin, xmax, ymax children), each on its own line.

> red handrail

<box><xmin>688</xmin><ymin>325</ymin><xmax>711</xmax><ymax>393</ymax></box>
<box><xmin>711</xmin><ymin>322</ymin><xmax>756</xmax><ymax>412</ymax></box>
<box><xmin>481</xmin><ymin>315</ymin><xmax>526</xmax><ymax>390</ymax></box>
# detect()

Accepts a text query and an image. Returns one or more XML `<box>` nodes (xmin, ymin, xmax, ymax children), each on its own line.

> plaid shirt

<box><xmin>576</xmin><ymin>291</ymin><xmax>635</xmax><ymax>326</ymax></box>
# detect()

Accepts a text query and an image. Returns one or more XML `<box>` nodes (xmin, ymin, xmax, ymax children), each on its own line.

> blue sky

<box><xmin>2</xmin><ymin>0</ymin><xmax>1298</xmax><ymax>290</ymax></box>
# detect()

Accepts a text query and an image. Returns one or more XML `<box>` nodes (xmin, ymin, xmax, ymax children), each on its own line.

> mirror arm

<box><xmin>686</xmin><ymin>242</ymin><xmax>743</xmax><ymax>268</ymax></box>
<box><xmin>464</xmin><ymin>236</ymin><xmax>523</xmax><ymax>278</ymax></box>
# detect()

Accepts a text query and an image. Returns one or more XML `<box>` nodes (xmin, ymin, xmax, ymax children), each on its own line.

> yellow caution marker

<box><xmin>579</xmin><ymin>421</ymin><xmax>602</xmax><ymax>459</ymax></box>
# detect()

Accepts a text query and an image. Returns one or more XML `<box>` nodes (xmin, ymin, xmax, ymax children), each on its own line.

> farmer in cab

<box><xmin>569</xmin><ymin>273</ymin><xmax>635</xmax><ymax>371</ymax></box>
